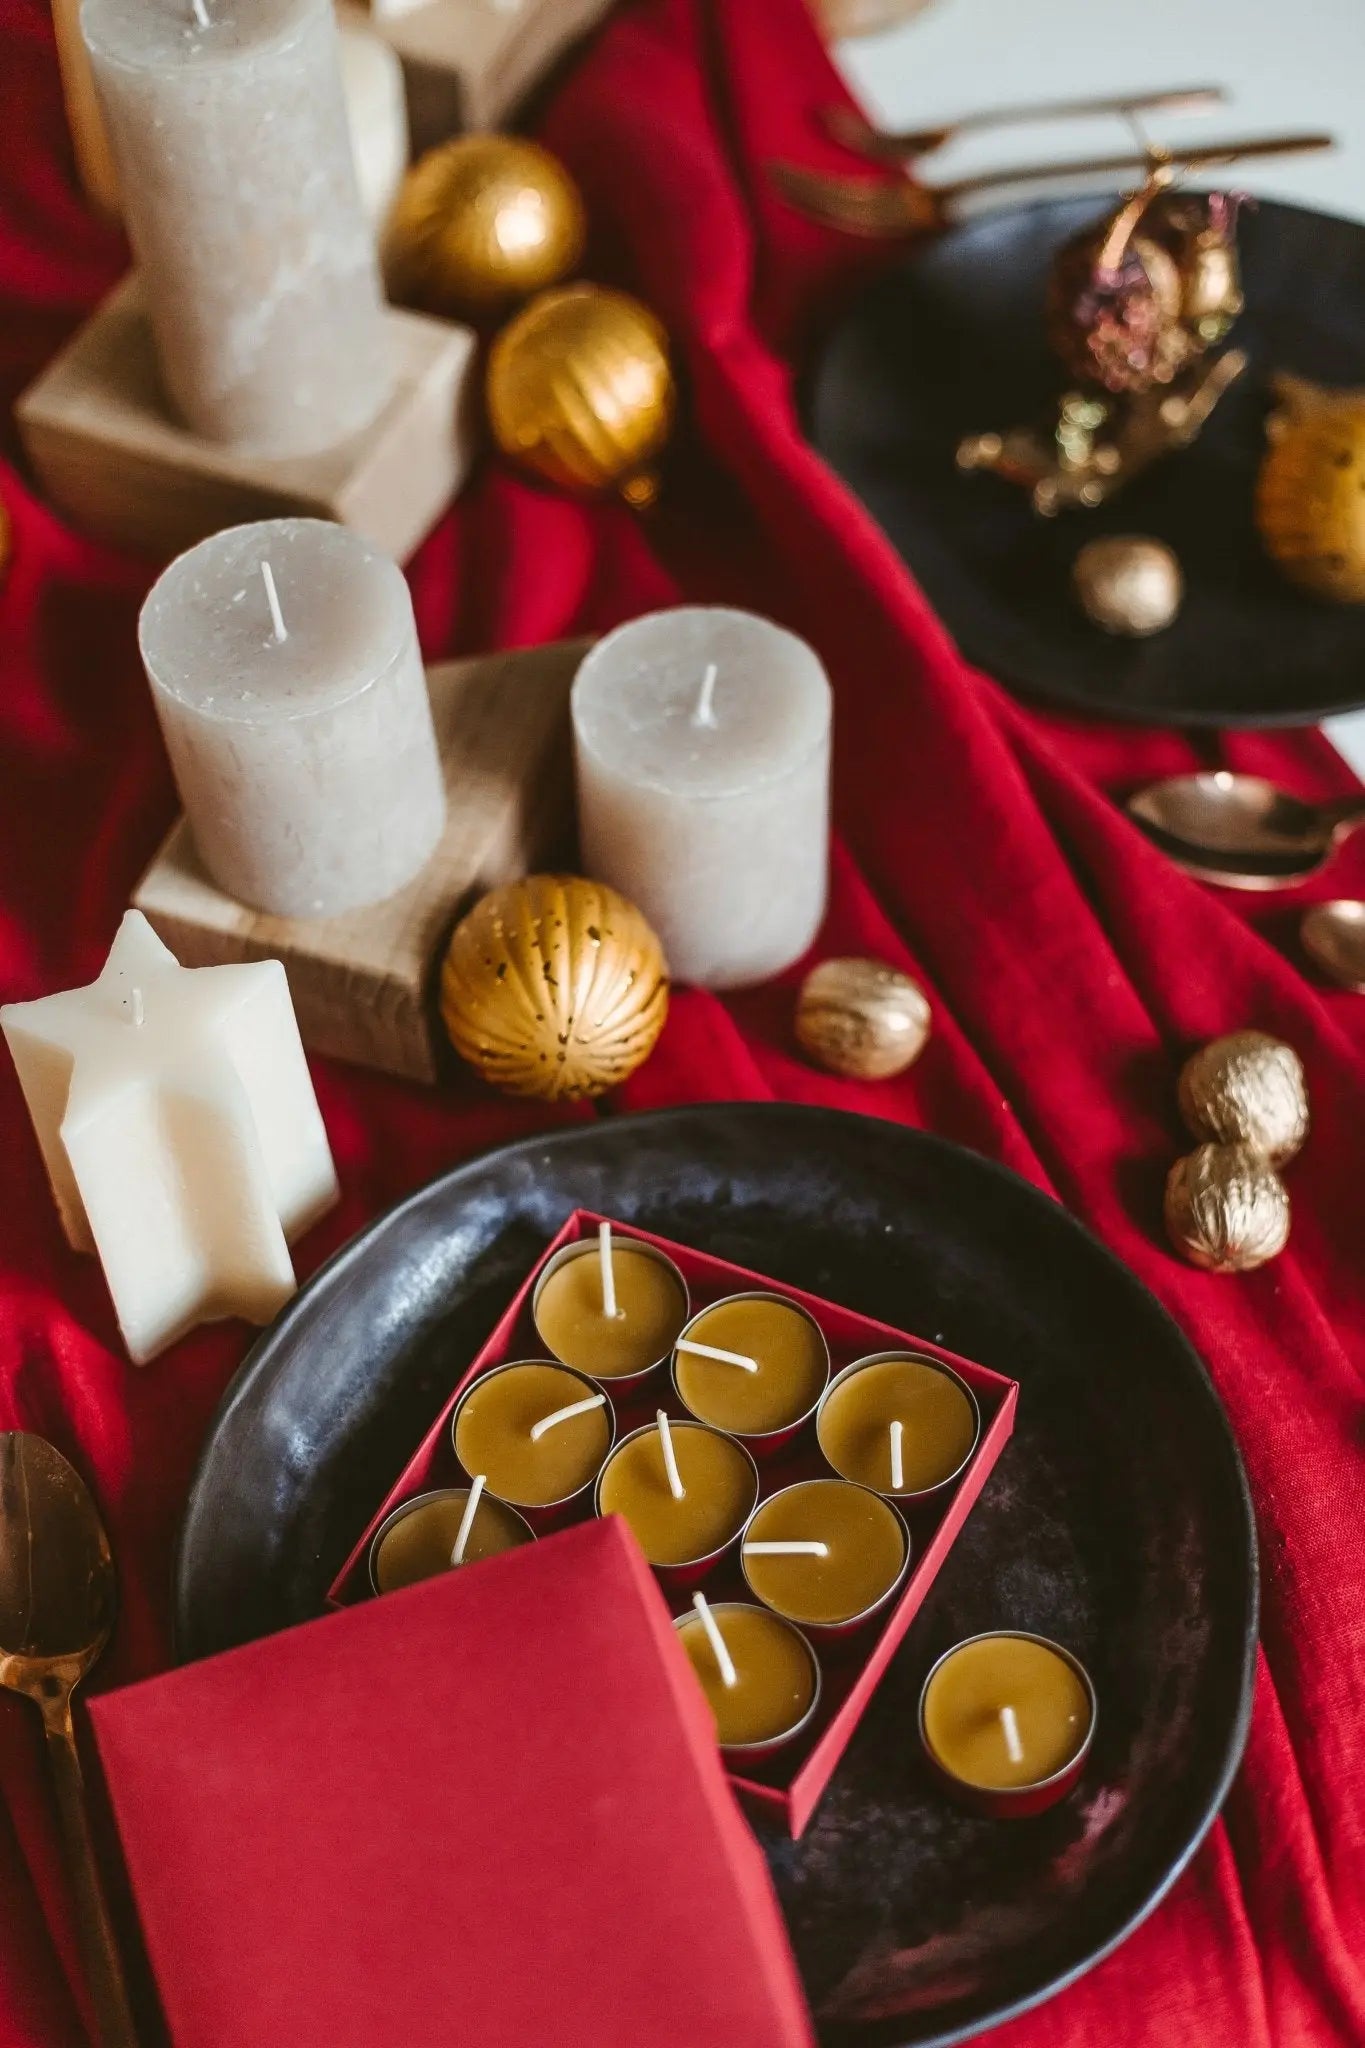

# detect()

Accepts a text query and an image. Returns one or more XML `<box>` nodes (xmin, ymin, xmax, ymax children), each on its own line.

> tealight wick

<box><xmin>260</xmin><ymin>560</ymin><xmax>288</xmax><ymax>644</ymax></box>
<box><xmin>598</xmin><ymin>1220</ymin><xmax>621</xmax><ymax>1320</ymax></box>
<box><xmin>656</xmin><ymin>1410</ymin><xmax>685</xmax><ymax>1500</ymax></box>
<box><xmin>692</xmin><ymin>1591</ymin><xmax>737</xmax><ymax>1689</ymax></box>
<box><xmin>128</xmin><ymin>986</ymin><xmax>145</xmax><ymax>1029</ymax></box>
<box><xmin>450</xmin><ymin>1473</ymin><xmax>485</xmax><ymax>1566</ymax></box>
<box><xmin>190</xmin><ymin>0</ymin><xmax>210</xmax><ymax>24</ymax></box>
<box><xmin>743</xmin><ymin>1540</ymin><xmax>830</xmax><ymax>1557</ymax></box>
<box><xmin>692</xmin><ymin>661</ymin><xmax>719</xmax><ymax>730</ymax></box>
<box><xmin>675</xmin><ymin>1337</ymin><xmax>759</xmax><ymax>1374</ymax></box>
<box><xmin>1000</xmin><ymin>1704</ymin><xmax>1024</xmax><ymax>1765</ymax></box>
<box><xmin>890</xmin><ymin>1418</ymin><xmax>905</xmax><ymax>1493</ymax></box>
<box><xmin>529</xmin><ymin>1391</ymin><xmax>607</xmax><ymax>1443</ymax></box>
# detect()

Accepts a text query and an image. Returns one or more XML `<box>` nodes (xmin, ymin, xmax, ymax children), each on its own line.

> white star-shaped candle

<box><xmin>2</xmin><ymin>911</ymin><xmax>338</xmax><ymax>1363</ymax></box>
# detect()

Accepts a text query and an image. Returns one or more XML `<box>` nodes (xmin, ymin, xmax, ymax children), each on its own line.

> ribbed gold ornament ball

<box><xmin>386</xmin><ymin>135</ymin><xmax>586</xmax><ymax>319</ymax></box>
<box><xmin>440</xmin><ymin>874</ymin><xmax>669</xmax><ymax>1101</ymax></box>
<box><xmin>487</xmin><ymin>284</ymin><xmax>675</xmax><ymax>506</ymax></box>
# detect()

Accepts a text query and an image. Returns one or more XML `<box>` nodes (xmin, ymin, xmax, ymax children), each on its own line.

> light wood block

<box><xmin>15</xmin><ymin>275</ymin><xmax>478</xmax><ymax>563</ymax></box>
<box><xmin>133</xmin><ymin>640</ymin><xmax>589</xmax><ymax>1083</ymax></box>
<box><xmin>341</xmin><ymin>0</ymin><xmax>615</xmax><ymax>148</ymax></box>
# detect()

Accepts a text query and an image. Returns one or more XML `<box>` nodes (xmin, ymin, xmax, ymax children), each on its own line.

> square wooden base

<box><xmin>15</xmin><ymin>276</ymin><xmax>478</xmax><ymax>563</ymax></box>
<box><xmin>133</xmin><ymin>640</ymin><xmax>589</xmax><ymax>1083</ymax></box>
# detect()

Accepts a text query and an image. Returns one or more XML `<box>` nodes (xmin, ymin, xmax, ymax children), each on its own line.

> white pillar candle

<box><xmin>140</xmin><ymin>519</ymin><xmax>446</xmax><ymax>918</ymax></box>
<box><xmin>1</xmin><ymin>912</ymin><xmax>338</xmax><ymax>1364</ymax></box>
<box><xmin>81</xmin><ymin>0</ymin><xmax>390</xmax><ymax>454</ymax></box>
<box><xmin>572</xmin><ymin>608</ymin><xmax>833</xmax><ymax>988</ymax></box>
<box><xmin>337</xmin><ymin>13</ymin><xmax>409</xmax><ymax>230</ymax></box>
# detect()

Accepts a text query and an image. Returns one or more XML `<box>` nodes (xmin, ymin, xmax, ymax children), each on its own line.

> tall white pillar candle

<box><xmin>1</xmin><ymin>912</ymin><xmax>338</xmax><ymax>1364</ymax></box>
<box><xmin>81</xmin><ymin>0</ymin><xmax>390</xmax><ymax>453</ymax></box>
<box><xmin>572</xmin><ymin>608</ymin><xmax>833</xmax><ymax>988</ymax></box>
<box><xmin>140</xmin><ymin>519</ymin><xmax>446</xmax><ymax>919</ymax></box>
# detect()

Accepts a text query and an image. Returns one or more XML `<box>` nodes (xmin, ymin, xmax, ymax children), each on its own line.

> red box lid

<box><xmin>88</xmin><ymin>1519</ymin><xmax>813</xmax><ymax>2048</ymax></box>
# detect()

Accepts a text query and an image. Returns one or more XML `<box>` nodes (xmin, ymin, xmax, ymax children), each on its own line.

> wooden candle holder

<box><xmin>133</xmin><ymin>639</ymin><xmax>588</xmax><ymax>1083</ymax></box>
<box><xmin>15</xmin><ymin>275</ymin><xmax>478</xmax><ymax>563</ymax></box>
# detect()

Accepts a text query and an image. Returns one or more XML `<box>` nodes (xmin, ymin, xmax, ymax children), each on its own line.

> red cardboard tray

<box><xmin>331</xmin><ymin>1211</ymin><xmax>1018</xmax><ymax>1837</ymax></box>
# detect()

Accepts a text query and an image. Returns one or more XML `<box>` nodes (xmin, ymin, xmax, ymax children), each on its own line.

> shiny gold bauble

<box><xmin>1257</xmin><ymin>373</ymin><xmax>1365</xmax><ymax>603</ymax></box>
<box><xmin>1164</xmin><ymin>1143</ymin><xmax>1290</xmax><ymax>1274</ymax></box>
<box><xmin>1177</xmin><ymin>1030</ymin><xmax>1309</xmax><ymax>1165</ymax></box>
<box><xmin>386</xmin><ymin>135</ymin><xmax>586</xmax><ymax>318</ymax></box>
<box><xmin>795</xmin><ymin>958</ymin><xmax>931</xmax><ymax>1080</ymax></box>
<box><xmin>487</xmin><ymin>284</ymin><xmax>675</xmax><ymax>506</ymax></box>
<box><xmin>440</xmin><ymin>874</ymin><xmax>669</xmax><ymax>1101</ymax></box>
<box><xmin>1073</xmin><ymin>534</ymin><xmax>1183</xmax><ymax>636</ymax></box>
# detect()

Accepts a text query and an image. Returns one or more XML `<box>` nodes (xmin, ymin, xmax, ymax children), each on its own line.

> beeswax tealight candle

<box><xmin>533</xmin><ymin>1230</ymin><xmax>688</xmax><ymax>1384</ymax></box>
<box><xmin>741</xmin><ymin>1478</ymin><xmax>909</xmax><ymax>1629</ymax></box>
<box><xmin>673</xmin><ymin>1293</ymin><xmax>828</xmax><ymax>1443</ymax></box>
<box><xmin>369</xmin><ymin>1486</ymin><xmax>533</xmax><ymax>1594</ymax></box>
<box><xmin>596</xmin><ymin>1419</ymin><xmax>758</xmax><ymax>1570</ymax></box>
<box><xmin>818</xmin><ymin>1352</ymin><xmax>980</xmax><ymax>1500</ymax></box>
<box><xmin>674</xmin><ymin>1599</ymin><xmax>820</xmax><ymax>1754</ymax></box>
<box><xmin>453</xmin><ymin>1361</ymin><xmax>612</xmax><ymax>1509</ymax></box>
<box><xmin>919</xmin><ymin>1633</ymin><xmax>1096</xmax><ymax>1817</ymax></box>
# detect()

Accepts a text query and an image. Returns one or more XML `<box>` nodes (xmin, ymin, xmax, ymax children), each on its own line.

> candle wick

<box><xmin>128</xmin><ymin>986</ymin><xmax>145</xmax><ymax>1029</ymax></box>
<box><xmin>657</xmin><ymin>1410</ymin><xmax>685</xmax><ymax>1501</ymax></box>
<box><xmin>598</xmin><ymin>1220</ymin><xmax>621</xmax><ymax>1321</ymax></box>
<box><xmin>260</xmin><ymin>560</ymin><xmax>288</xmax><ymax>644</ymax></box>
<box><xmin>190</xmin><ymin>0</ymin><xmax>210</xmax><ymax>26</ymax></box>
<box><xmin>529</xmin><ymin>1391</ymin><xmax>607</xmax><ymax>1443</ymax></box>
<box><xmin>889</xmin><ymin>1418</ymin><xmax>905</xmax><ymax>1493</ymax></box>
<box><xmin>675</xmin><ymin>1337</ymin><xmax>759</xmax><ymax>1374</ymax></box>
<box><xmin>1000</xmin><ymin>1705</ymin><xmax>1025</xmax><ymax>1766</ymax></box>
<box><xmin>450</xmin><ymin>1474</ymin><xmax>485</xmax><ymax>1566</ymax></box>
<box><xmin>692</xmin><ymin>661</ymin><xmax>719</xmax><ymax>730</ymax></box>
<box><xmin>692</xmin><ymin>1591</ymin><xmax>737</xmax><ymax>1690</ymax></box>
<box><xmin>742</xmin><ymin>1540</ymin><xmax>830</xmax><ymax>1557</ymax></box>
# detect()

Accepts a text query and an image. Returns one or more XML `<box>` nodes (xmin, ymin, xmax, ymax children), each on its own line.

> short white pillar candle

<box><xmin>81</xmin><ymin>0</ymin><xmax>390</xmax><ymax>453</ymax></box>
<box><xmin>572</xmin><ymin>608</ymin><xmax>833</xmax><ymax>988</ymax></box>
<box><xmin>140</xmin><ymin>520</ymin><xmax>446</xmax><ymax>919</ymax></box>
<box><xmin>1</xmin><ymin>912</ymin><xmax>338</xmax><ymax>1364</ymax></box>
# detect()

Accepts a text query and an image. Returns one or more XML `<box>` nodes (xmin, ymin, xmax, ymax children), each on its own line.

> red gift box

<box><xmin>88</xmin><ymin>1518</ymin><xmax>814</xmax><ymax>2048</ymax></box>
<box><xmin>331</xmin><ymin>1212</ymin><xmax>1019</xmax><ymax>1837</ymax></box>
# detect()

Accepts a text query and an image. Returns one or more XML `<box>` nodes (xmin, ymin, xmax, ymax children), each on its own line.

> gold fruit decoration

<box><xmin>1164</xmin><ymin>1143</ymin><xmax>1290</xmax><ymax>1273</ymax></box>
<box><xmin>1257</xmin><ymin>373</ymin><xmax>1365</xmax><ymax>602</ymax></box>
<box><xmin>440</xmin><ymin>874</ymin><xmax>669</xmax><ymax>1101</ymax></box>
<box><xmin>795</xmin><ymin>958</ymin><xmax>931</xmax><ymax>1080</ymax></box>
<box><xmin>1072</xmin><ymin>535</ymin><xmax>1183</xmax><ymax>636</ymax></box>
<box><xmin>1177</xmin><ymin>1029</ymin><xmax>1309</xmax><ymax>1165</ymax></box>
<box><xmin>385</xmin><ymin>135</ymin><xmax>586</xmax><ymax>320</ymax></box>
<box><xmin>487</xmin><ymin>284</ymin><xmax>675</xmax><ymax>507</ymax></box>
<box><xmin>1045</xmin><ymin>174</ymin><xmax>1191</xmax><ymax>396</ymax></box>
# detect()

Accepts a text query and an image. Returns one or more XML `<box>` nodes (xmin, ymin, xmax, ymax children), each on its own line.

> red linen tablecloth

<box><xmin>2</xmin><ymin>0</ymin><xmax>1363</xmax><ymax>2041</ymax></box>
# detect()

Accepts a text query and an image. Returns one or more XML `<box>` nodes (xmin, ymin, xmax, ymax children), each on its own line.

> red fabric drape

<box><xmin>2</xmin><ymin>0</ymin><xmax>1363</xmax><ymax>2041</ymax></box>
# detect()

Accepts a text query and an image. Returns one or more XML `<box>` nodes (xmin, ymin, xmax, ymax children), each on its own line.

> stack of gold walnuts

<box><xmin>1164</xmin><ymin>1031</ymin><xmax>1308</xmax><ymax>1273</ymax></box>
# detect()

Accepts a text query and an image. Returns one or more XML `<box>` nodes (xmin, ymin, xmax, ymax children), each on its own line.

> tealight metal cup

<box><xmin>450</xmin><ymin>1358</ymin><xmax>617</xmax><ymax>1530</ymax></box>
<box><xmin>367</xmin><ymin>1487</ymin><xmax>536</xmax><ymax>1596</ymax></box>
<box><xmin>532</xmin><ymin>1235</ymin><xmax>690</xmax><ymax>1394</ymax></box>
<box><xmin>595</xmin><ymin>1420</ymin><xmax>759</xmax><ymax>1589</ymax></box>
<box><xmin>738</xmin><ymin>1478</ymin><xmax>912</xmax><ymax>1643</ymax></box>
<box><xmin>816</xmin><ymin>1350</ymin><xmax>982</xmax><ymax>1505</ymax></box>
<box><xmin>672</xmin><ymin>1601</ymin><xmax>824</xmax><ymax>1765</ymax></box>
<box><xmin>671</xmin><ymin>1291</ymin><xmax>831</xmax><ymax>1457</ymax></box>
<box><xmin>917</xmin><ymin>1630</ymin><xmax>1098</xmax><ymax>1819</ymax></box>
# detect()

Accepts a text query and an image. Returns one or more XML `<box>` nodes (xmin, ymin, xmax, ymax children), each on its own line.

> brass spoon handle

<box><xmin>944</xmin><ymin>130</ymin><xmax>1335</xmax><ymax>199</ymax></box>
<box><xmin>40</xmin><ymin>1691</ymin><xmax>139</xmax><ymax>2048</ymax></box>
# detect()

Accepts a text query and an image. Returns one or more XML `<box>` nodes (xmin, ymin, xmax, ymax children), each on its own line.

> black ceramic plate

<box><xmin>807</xmin><ymin>194</ymin><xmax>1365</xmax><ymax>725</ymax></box>
<box><xmin>176</xmin><ymin>1105</ymin><xmax>1256</xmax><ymax>2047</ymax></box>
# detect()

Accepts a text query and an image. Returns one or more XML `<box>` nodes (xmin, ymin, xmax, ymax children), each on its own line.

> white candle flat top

<box><xmin>571</xmin><ymin>606</ymin><xmax>832</xmax><ymax>798</ymax></box>
<box><xmin>139</xmin><ymin>519</ymin><xmax>416</xmax><ymax>723</ymax></box>
<box><xmin>82</xmin><ymin>0</ymin><xmax>322</xmax><ymax>69</ymax></box>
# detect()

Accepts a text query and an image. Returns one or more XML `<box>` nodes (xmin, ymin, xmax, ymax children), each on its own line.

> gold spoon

<box><xmin>1302</xmin><ymin>900</ymin><xmax>1365</xmax><ymax>989</ymax></box>
<box><xmin>0</xmin><ymin>1434</ymin><xmax>137</xmax><ymax>2047</ymax></box>
<box><xmin>819</xmin><ymin>84</ymin><xmax>1227</xmax><ymax>164</ymax></box>
<box><xmin>1127</xmin><ymin>771</ymin><xmax>1365</xmax><ymax>889</ymax></box>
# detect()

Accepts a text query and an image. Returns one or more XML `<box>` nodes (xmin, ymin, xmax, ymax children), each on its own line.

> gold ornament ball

<box><xmin>1177</xmin><ymin>1029</ymin><xmax>1309</xmax><ymax>1165</ymax></box>
<box><xmin>440</xmin><ymin>874</ymin><xmax>669</xmax><ymax>1101</ymax></box>
<box><xmin>1164</xmin><ymin>1143</ymin><xmax>1290</xmax><ymax>1274</ymax></box>
<box><xmin>1257</xmin><ymin>372</ymin><xmax>1365</xmax><ymax>603</ymax></box>
<box><xmin>795</xmin><ymin>958</ymin><xmax>931</xmax><ymax>1080</ymax></box>
<box><xmin>386</xmin><ymin>135</ymin><xmax>586</xmax><ymax>319</ymax></box>
<box><xmin>487</xmin><ymin>284</ymin><xmax>675</xmax><ymax>507</ymax></box>
<box><xmin>1073</xmin><ymin>535</ymin><xmax>1184</xmax><ymax>636</ymax></box>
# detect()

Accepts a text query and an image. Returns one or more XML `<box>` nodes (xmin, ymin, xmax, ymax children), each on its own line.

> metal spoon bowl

<box><xmin>1302</xmin><ymin>900</ymin><xmax>1365</xmax><ymax>990</ymax></box>
<box><xmin>1127</xmin><ymin>771</ymin><xmax>1365</xmax><ymax>888</ymax></box>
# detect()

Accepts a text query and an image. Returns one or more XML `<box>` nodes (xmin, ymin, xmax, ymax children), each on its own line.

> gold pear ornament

<box><xmin>440</xmin><ymin>874</ymin><xmax>669</xmax><ymax>1101</ymax></box>
<box><xmin>1257</xmin><ymin>373</ymin><xmax>1365</xmax><ymax>602</ymax></box>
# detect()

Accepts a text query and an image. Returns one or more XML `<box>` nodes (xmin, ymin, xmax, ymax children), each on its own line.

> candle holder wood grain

<box><xmin>341</xmin><ymin>0</ymin><xmax>615</xmax><ymax>149</ymax></box>
<box><xmin>15</xmin><ymin>275</ymin><xmax>477</xmax><ymax>563</ymax></box>
<box><xmin>132</xmin><ymin>639</ymin><xmax>588</xmax><ymax>1084</ymax></box>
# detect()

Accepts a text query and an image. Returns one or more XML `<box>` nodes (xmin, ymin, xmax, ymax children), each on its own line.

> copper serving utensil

<box><xmin>769</xmin><ymin>131</ymin><xmax>1335</xmax><ymax>239</ymax></box>
<box><xmin>820</xmin><ymin>84</ymin><xmax>1226</xmax><ymax>164</ymax></box>
<box><xmin>1127</xmin><ymin>771</ymin><xmax>1365</xmax><ymax>888</ymax></box>
<box><xmin>1301</xmin><ymin>899</ymin><xmax>1365</xmax><ymax>988</ymax></box>
<box><xmin>0</xmin><ymin>1434</ymin><xmax>137</xmax><ymax>2048</ymax></box>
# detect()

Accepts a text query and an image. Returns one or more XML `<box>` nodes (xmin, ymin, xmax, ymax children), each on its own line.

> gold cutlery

<box><xmin>820</xmin><ymin>84</ymin><xmax>1226</xmax><ymax>164</ymax></box>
